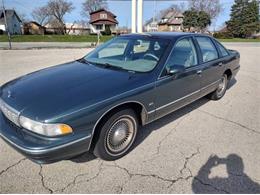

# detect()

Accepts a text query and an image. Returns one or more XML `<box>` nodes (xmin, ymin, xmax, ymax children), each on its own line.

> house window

<box><xmin>96</xmin><ymin>25</ymin><xmax>103</xmax><ymax>30</ymax></box>
<box><xmin>100</xmin><ymin>13</ymin><xmax>107</xmax><ymax>19</ymax></box>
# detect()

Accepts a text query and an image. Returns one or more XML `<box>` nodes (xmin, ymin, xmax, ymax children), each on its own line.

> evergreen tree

<box><xmin>183</xmin><ymin>9</ymin><xmax>199</xmax><ymax>31</ymax></box>
<box><xmin>226</xmin><ymin>0</ymin><xmax>259</xmax><ymax>38</ymax></box>
<box><xmin>183</xmin><ymin>9</ymin><xmax>211</xmax><ymax>31</ymax></box>
<box><xmin>197</xmin><ymin>11</ymin><xmax>211</xmax><ymax>30</ymax></box>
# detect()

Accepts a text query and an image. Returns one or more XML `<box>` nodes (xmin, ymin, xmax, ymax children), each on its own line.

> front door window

<box><xmin>165</xmin><ymin>37</ymin><xmax>198</xmax><ymax>72</ymax></box>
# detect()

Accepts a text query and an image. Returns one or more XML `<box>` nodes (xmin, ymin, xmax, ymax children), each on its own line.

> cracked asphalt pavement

<box><xmin>0</xmin><ymin>43</ymin><xmax>259</xmax><ymax>193</ymax></box>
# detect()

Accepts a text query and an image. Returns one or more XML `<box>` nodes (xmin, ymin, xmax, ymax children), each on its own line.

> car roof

<box><xmin>120</xmin><ymin>32</ymin><xmax>200</xmax><ymax>40</ymax></box>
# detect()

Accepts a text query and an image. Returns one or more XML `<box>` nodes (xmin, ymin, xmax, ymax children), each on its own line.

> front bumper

<box><xmin>0</xmin><ymin>112</ymin><xmax>92</xmax><ymax>164</ymax></box>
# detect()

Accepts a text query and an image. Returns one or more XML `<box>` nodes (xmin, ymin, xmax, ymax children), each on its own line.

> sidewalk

<box><xmin>0</xmin><ymin>42</ymin><xmax>96</xmax><ymax>49</ymax></box>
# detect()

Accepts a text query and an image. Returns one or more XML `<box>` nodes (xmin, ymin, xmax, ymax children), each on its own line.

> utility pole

<box><xmin>2</xmin><ymin>0</ymin><xmax>11</xmax><ymax>49</ymax></box>
<box><xmin>137</xmin><ymin>0</ymin><xmax>143</xmax><ymax>33</ymax></box>
<box><xmin>131</xmin><ymin>0</ymin><xmax>136</xmax><ymax>33</ymax></box>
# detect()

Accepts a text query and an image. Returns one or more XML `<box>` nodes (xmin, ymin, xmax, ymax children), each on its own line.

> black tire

<box><xmin>93</xmin><ymin>109</ymin><xmax>139</xmax><ymax>161</ymax></box>
<box><xmin>208</xmin><ymin>74</ymin><xmax>228</xmax><ymax>100</ymax></box>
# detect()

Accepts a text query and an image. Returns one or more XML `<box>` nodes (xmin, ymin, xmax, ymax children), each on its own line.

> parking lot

<box><xmin>0</xmin><ymin>44</ymin><xmax>259</xmax><ymax>193</ymax></box>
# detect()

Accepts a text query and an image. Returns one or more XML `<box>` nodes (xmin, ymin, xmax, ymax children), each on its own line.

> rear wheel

<box><xmin>93</xmin><ymin>109</ymin><xmax>138</xmax><ymax>161</ymax></box>
<box><xmin>208</xmin><ymin>74</ymin><xmax>228</xmax><ymax>100</ymax></box>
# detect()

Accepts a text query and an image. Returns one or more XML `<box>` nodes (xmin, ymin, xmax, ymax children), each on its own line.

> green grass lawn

<box><xmin>218</xmin><ymin>38</ymin><xmax>260</xmax><ymax>42</ymax></box>
<box><xmin>0</xmin><ymin>35</ymin><xmax>259</xmax><ymax>43</ymax></box>
<box><xmin>0</xmin><ymin>35</ymin><xmax>113</xmax><ymax>42</ymax></box>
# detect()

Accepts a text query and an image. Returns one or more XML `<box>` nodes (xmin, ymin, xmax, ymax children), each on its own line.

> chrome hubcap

<box><xmin>106</xmin><ymin>117</ymin><xmax>135</xmax><ymax>153</ymax></box>
<box><xmin>217</xmin><ymin>76</ymin><xmax>226</xmax><ymax>96</ymax></box>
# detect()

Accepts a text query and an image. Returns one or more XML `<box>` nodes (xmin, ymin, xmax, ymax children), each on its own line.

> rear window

<box><xmin>215</xmin><ymin>41</ymin><xmax>229</xmax><ymax>57</ymax></box>
<box><xmin>196</xmin><ymin>37</ymin><xmax>218</xmax><ymax>62</ymax></box>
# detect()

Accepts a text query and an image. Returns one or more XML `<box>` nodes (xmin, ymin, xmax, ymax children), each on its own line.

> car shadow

<box><xmin>70</xmin><ymin>79</ymin><xmax>237</xmax><ymax>163</ymax></box>
<box><xmin>192</xmin><ymin>154</ymin><xmax>260</xmax><ymax>193</ymax></box>
<box><xmin>227</xmin><ymin>78</ymin><xmax>237</xmax><ymax>90</ymax></box>
<box><xmin>132</xmin><ymin>97</ymin><xmax>210</xmax><ymax>151</ymax></box>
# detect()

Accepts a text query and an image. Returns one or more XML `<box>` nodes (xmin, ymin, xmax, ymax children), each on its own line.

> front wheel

<box><xmin>208</xmin><ymin>74</ymin><xmax>228</xmax><ymax>100</ymax></box>
<box><xmin>93</xmin><ymin>109</ymin><xmax>138</xmax><ymax>161</ymax></box>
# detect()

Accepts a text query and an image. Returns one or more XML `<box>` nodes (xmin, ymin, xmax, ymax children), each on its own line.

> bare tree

<box><xmin>48</xmin><ymin>18</ymin><xmax>66</xmax><ymax>34</ymax></box>
<box><xmin>32</xmin><ymin>6</ymin><xmax>49</xmax><ymax>25</ymax></box>
<box><xmin>17</xmin><ymin>12</ymin><xmax>28</xmax><ymax>23</ymax></box>
<box><xmin>82</xmin><ymin>0</ymin><xmax>108</xmax><ymax>19</ymax></box>
<box><xmin>145</xmin><ymin>3</ymin><xmax>187</xmax><ymax>29</ymax></box>
<box><xmin>159</xmin><ymin>3</ymin><xmax>187</xmax><ymax>19</ymax></box>
<box><xmin>189</xmin><ymin>0</ymin><xmax>222</xmax><ymax>20</ymax></box>
<box><xmin>46</xmin><ymin>0</ymin><xmax>74</xmax><ymax>34</ymax></box>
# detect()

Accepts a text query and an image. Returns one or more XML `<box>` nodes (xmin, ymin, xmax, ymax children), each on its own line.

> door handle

<box><xmin>197</xmin><ymin>70</ymin><xmax>202</xmax><ymax>75</ymax></box>
<box><xmin>218</xmin><ymin>62</ymin><xmax>223</xmax><ymax>67</ymax></box>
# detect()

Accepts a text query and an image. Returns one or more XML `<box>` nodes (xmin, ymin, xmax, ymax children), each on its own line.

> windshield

<box><xmin>84</xmin><ymin>36</ymin><xmax>170</xmax><ymax>73</ymax></box>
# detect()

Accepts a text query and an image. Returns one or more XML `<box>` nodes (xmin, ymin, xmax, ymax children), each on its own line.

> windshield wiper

<box><xmin>103</xmin><ymin>63</ymin><xmax>136</xmax><ymax>73</ymax></box>
<box><xmin>83</xmin><ymin>60</ymin><xmax>135</xmax><ymax>73</ymax></box>
<box><xmin>77</xmin><ymin>58</ymin><xmax>89</xmax><ymax>64</ymax></box>
<box><xmin>92</xmin><ymin>62</ymin><xmax>125</xmax><ymax>71</ymax></box>
<box><xmin>103</xmin><ymin>63</ymin><xmax>123</xmax><ymax>70</ymax></box>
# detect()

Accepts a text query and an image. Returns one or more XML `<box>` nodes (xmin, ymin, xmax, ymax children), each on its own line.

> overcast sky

<box><xmin>2</xmin><ymin>0</ymin><xmax>234</xmax><ymax>30</ymax></box>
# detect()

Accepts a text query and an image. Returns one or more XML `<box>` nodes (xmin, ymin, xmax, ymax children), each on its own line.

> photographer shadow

<box><xmin>192</xmin><ymin>154</ymin><xmax>260</xmax><ymax>193</ymax></box>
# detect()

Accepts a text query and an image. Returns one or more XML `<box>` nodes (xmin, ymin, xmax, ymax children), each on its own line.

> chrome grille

<box><xmin>0</xmin><ymin>98</ymin><xmax>20</xmax><ymax>126</ymax></box>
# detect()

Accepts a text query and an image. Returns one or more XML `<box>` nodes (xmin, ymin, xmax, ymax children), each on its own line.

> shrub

<box><xmin>102</xmin><ymin>25</ymin><xmax>111</xmax><ymax>36</ymax></box>
<box><xmin>213</xmin><ymin>32</ymin><xmax>233</xmax><ymax>39</ymax></box>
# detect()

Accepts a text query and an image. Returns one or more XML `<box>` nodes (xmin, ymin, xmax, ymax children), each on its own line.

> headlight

<box><xmin>19</xmin><ymin>116</ymin><xmax>73</xmax><ymax>136</ymax></box>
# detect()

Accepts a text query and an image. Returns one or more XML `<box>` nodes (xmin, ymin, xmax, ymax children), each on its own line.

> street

<box><xmin>0</xmin><ymin>44</ymin><xmax>259</xmax><ymax>193</ymax></box>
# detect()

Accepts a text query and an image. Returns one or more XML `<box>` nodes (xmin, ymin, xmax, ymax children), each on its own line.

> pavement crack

<box><xmin>113</xmin><ymin>162</ymin><xmax>173</xmax><ymax>182</ymax></box>
<box><xmin>0</xmin><ymin>158</ymin><xmax>26</xmax><ymax>177</ymax></box>
<box><xmin>180</xmin><ymin>148</ymin><xmax>200</xmax><ymax>175</ymax></box>
<box><xmin>109</xmin><ymin>162</ymin><xmax>194</xmax><ymax>189</ymax></box>
<box><xmin>109</xmin><ymin>145</ymin><xmax>200</xmax><ymax>190</ymax></box>
<box><xmin>39</xmin><ymin>165</ymin><xmax>53</xmax><ymax>194</ymax></box>
<box><xmin>167</xmin><ymin>148</ymin><xmax>200</xmax><ymax>189</ymax></box>
<box><xmin>143</xmin><ymin>115</ymin><xmax>189</xmax><ymax>163</ymax></box>
<box><xmin>58</xmin><ymin>161</ymin><xmax>104</xmax><ymax>193</ymax></box>
<box><xmin>194</xmin><ymin>177</ymin><xmax>230</xmax><ymax>194</ymax></box>
<box><xmin>198</xmin><ymin>109</ymin><xmax>260</xmax><ymax>135</ymax></box>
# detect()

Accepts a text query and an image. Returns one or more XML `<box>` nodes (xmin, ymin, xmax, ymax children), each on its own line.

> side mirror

<box><xmin>166</xmin><ymin>65</ymin><xmax>185</xmax><ymax>76</ymax></box>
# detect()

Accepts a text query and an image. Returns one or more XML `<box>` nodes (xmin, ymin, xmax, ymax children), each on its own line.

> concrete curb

<box><xmin>0</xmin><ymin>42</ymin><xmax>98</xmax><ymax>50</ymax></box>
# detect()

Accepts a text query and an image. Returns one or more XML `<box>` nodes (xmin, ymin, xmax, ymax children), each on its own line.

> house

<box><xmin>89</xmin><ymin>9</ymin><xmax>118</xmax><ymax>34</ymax></box>
<box><xmin>23</xmin><ymin>21</ymin><xmax>46</xmax><ymax>35</ymax></box>
<box><xmin>44</xmin><ymin>21</ymin><xmax>66</xmax><ymax>35</ymax></box>
<box><xmin>158</xmin><ymin>9</ymin><xmax>184</xmax><ymax>32</ymax></box>
<box><xmin>0</xmin><ymin>9</ymin><xmax>22</xmax><ymax>35</ymax></box>
<box><xmin>116</xmin><ymin>26</ymin><xmax>131</xmax><ymax>34</ymax></box>
<box><xmin>144</xmin><ymin>19</ymin><xmax>158</xmax><ymax>32</ymax></box>
<box><xmin>65</xmin><ymin>22</ymin><xmax>90</xmax><ymax>35</ymax></box>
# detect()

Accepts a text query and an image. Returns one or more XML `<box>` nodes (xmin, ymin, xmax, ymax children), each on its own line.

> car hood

<box><xmin>0</xmin><ymin>61</ymin><xmax>148</xmax><ymax>121</ymax></box>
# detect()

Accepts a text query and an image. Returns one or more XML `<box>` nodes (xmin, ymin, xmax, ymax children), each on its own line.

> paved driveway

<box><xmin>0</xmin><ymin>45</ymin><xmax>259</xmax><ymax>193</ymax></box>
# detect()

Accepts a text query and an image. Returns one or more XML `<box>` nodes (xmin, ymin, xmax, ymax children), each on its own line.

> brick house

<box><xmin>23</xmin><ymin>21</ymin><xmax>46</xmax><ymax>35</ymax></box>
<box><xmin>89</xmin><ymin>9</ymin><xmax>118</xmax><ymax>34</ymax></box>
<box><xmin>158</xmin><ymin>9</ymin><xmax>184</xmax><ymax>32</ymax></box>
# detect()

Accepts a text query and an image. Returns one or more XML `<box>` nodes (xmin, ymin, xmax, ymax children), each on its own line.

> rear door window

<box><xmin>196</xmin><ymin>37</ymin><xmax>218</xmax><ymax>62</ymax></box>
